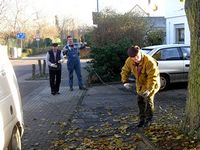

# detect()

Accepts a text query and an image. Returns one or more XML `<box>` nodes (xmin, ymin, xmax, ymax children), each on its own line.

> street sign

<box><xmin>16</xmin><ymin>32</ymin><xmax>26</xmax><ymax>40</ymax></box>
<box><xmin>35</xmin><ymin>34</ymin><xmax>40</xmax><ymax>41</ymax></box>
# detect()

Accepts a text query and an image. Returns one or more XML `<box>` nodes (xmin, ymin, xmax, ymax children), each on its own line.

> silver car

<box><xmin>141</xmin><ymin>44</ymin><xmax>190</xmax><ymax>90</ymax></box>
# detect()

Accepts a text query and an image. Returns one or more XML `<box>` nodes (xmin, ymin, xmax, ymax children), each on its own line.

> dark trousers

<box><xmin>137</xmin><ymin>95</ymin><xmax>154</xmax><ymax>121</ymax></box>
<box><xmin>49</xmin><ymin>69</ymin><xmax>61</xmax><ymax>93</ymax></box>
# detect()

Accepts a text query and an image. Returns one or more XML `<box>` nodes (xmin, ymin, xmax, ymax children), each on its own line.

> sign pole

<box><xmin>21</xmin><ymin>39</ymin><xmax>23</xmax><ymax>49</ymax></box>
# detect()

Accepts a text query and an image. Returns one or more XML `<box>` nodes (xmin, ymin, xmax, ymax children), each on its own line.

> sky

<box><xmin>25</xmin><ymin>0</ymin><xmax>165</xmax><ymax>26</ymax></box>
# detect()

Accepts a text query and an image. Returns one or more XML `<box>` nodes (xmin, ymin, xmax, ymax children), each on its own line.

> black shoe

<box><xmin>144</xmin><ymin>117</ymin><xmax>153</xmax><ymax>127</ymax></box>
<box><xmin>79</xmin><ymin>86</ymin><xmax>87</xmax><ymax>90</ymax></box>
<box><xmin>51</xmin><ymin>92</ymin><xmax>56</xmax><ymax>95</ymax></box>
<box><xmin>137</xmin><ymin>119</ymin><xmax>145</xmax><ymax>128</ymax></box>
<box><xmin>56</xmin><ymin>92</ymin><xmax>60</xmax><ymax>94</ymax></box>
<box><xmin>70</xmin><ymin>88</ymin><xmax>73</xmax><ymax>91</ymax></box>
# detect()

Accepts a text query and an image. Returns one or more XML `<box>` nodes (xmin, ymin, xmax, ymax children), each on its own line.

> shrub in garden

<box><xmin>86</xmin><ymin>9</ymin><xmax>148</xmax><ymax>83</ymax></box>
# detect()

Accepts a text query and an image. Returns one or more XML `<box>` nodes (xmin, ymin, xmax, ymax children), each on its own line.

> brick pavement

<box><xmin>22</xmin><ymin>83</ymin><xmax>86</xmax><ymax>149</ymax></box>
<box><xmin>12</xmin><ymin>58</ymin><xmax>89</xmax><ymax>149</ymax></box>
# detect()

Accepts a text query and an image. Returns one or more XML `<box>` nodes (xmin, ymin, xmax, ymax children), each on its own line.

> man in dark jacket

<box><xmin>46</xmin><ymin>43</ymin><xmax>64</xmax><ymax>95</ymax></box>
<box><xmin>63</xmin><ymin>36</ymin><xmax>86</xmax><ymax>91</ymax></box>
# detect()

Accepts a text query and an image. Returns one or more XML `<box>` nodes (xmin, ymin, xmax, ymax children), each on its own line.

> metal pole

<box><xmin>38</xmin><ymin>60</ymin><xmax>42</xmax><ymax>76</ymax></box>
<box><xmin>20</xmin><ymin>39</ymin><xmax>23</xmax><ymax>49</ymax></box>
<box><xmin>97</xmin><ymin>0</ymin><xmax>99</xmax><ymax>12</ymax></box>
<box><xmin>37</xmin><ymin>40</ymin><xmax>40</xmax><ymax>48</ymax></box>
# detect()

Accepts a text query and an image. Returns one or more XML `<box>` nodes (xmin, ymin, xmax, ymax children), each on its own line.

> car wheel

<box><xmin>8</xmin><ymin>126</ymin><xmax>21</xmax><ymax>150</ymax></box>
<box><xmin>160</xmin><ymin>74</ymin><xmax>170</xmax><ymax>90</ymax></box>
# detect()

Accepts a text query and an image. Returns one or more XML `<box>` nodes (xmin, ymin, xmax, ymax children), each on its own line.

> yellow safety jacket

<box><xmin>121</xmin><ymin>51</ymin><xmax>160</xmax><ymax>96</ymax></box>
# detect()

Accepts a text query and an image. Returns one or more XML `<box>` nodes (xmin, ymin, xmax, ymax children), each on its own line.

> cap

<box><xmin>52</xmin><ymin>43</ymin><xmax>58</xmax><ymax>47</ymax></box>
<box><xmin>127</xmin><ymin>45</ymin><xmax>140</xmax><ymax>57</ymax></box>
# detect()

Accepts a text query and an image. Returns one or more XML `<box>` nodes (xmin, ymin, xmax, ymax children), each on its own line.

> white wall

<box><xmin>165</xmin><ymin>0</ymin><xmax>190</xmax><ymax>44</ymax></box>
<box><xmin>165</xmin><ymin>0</ymin><xmax>185</xmax><ymax>18</ymax></box>
<box><xmin>166</xmin><ymin>16</ymin><xmax>190</xmax><ymax>44</ymax></box>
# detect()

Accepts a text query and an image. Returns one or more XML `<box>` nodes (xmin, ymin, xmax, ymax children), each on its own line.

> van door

<box><xmin>0</xmin><ymin>52</ymin><xmax>15</xmax><ymax>148</ymax></box>
<box><xmin>0</xmin><ymin>62</ymin><xmax>15</xmax><ymax>119</ymax></box>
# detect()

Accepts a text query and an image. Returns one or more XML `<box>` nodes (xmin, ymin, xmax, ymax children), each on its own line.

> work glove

<box><xmin>123</xmin><ymin>83</ymin><xmax>132</xmax><ymax>90</ymax></box>
<box><xmin>141</xmin><ymin>90</ymin><xmax>150</xmax><ymax>98</ymax></box>
<box><xmin>50</xmin><ymin>64</ymin><xmax>57</xmax><ymax>68</ymax></box>
<box><xmin>58</xmin><ymin>59</ymin><xmax>63</xmax><ymax>63</ymax></box>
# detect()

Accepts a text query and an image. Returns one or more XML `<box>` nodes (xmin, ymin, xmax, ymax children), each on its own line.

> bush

<box><xmin>31</xmin><ymin>47</ymin><xmax>49</xmax><ymax>55</ymax></box>
<box><xmin>144</xmin><ymin>29</ymin><xmax>165</xmax><ymax>46</ymax></box>
<box><xmin>86</xmin><ymin>38</ymin><xmax>131</xmax><ymax>83</ymax></box>
<box><xmin>21</xmin><ymin>48</ymin><xmax>32</xmax><ymax>57</ymax></box>
<box><xmin>80</xmin><ymin>49</ymin><xmax>91</xmax><ymax>59</ymax></box>
<box><xmin>86</xmin><ymin>9</ymin><xmax>148</xmax><ymax>84</ymax></box>
<box><xmin>22</xmin><ymin>48</ymin><xmax>32</xmax><ymax>54</ymax></box>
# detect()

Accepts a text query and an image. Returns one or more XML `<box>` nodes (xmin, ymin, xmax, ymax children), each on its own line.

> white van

<box><xmin>0</xmin><ymin>45</ymin><xmax>24</xmax><ymax>149</ymax></box>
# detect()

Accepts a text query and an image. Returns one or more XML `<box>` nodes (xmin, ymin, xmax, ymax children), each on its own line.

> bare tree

<box><xmin>0</xmin><ymin>0</ymin><xmax>28</xmax><ymax>45</ymax></box>
<box><xmin>54</xmin><ymin>15</ymin><xmax>78</xmax><ymax>42</ymax></box>
<box><xmin>0</xmin><ymin>0</ymin><xmax>7</xmax><ymax>23</ymax></box>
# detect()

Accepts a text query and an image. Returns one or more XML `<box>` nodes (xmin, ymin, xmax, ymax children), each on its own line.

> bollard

<box><xmin>38</xmin><ymin>60</ymin><xmax>42</xmax><ymax>76</ymax></box>
<box><xmin>43</xmin><ymin>60</ymin><xmax>46</xmax><ymax>75</ymax></box>
<box><xmin>32</xmin><ymin>64</ymin><xmax>36</xmax><ymax>79</ymax></box>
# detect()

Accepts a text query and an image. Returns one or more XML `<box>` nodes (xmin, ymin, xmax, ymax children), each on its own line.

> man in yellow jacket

<box><xmin>121</xmin><ymin>45</ymin><xmax>160</xmax><ymax>127</ymax></box>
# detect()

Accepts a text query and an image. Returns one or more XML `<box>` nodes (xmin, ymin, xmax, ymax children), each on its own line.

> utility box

<box><xmin>10</xmin><ymin>47</ymin><xmax>22</xmax><ymax>58</ymax></box>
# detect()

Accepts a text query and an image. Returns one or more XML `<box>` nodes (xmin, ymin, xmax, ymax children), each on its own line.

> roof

<box><xmin>129</xmin><ymin>4</ymin><xmax>149</xmax><ymax>16</ymax></box>
<box><xmin>129</xmin><ymin>5</ymin><xmax>166</xmax><ymax>29</ymax></box>
<box><xmin>142</xmin><ymin>44</ymin><xmax>190</xmax><ymax>49</ymax></box>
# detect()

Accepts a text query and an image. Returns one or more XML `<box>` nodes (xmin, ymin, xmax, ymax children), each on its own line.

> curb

<box><xmin>139</xmin><ymin>132</ymin><xmax>159</xmax><ymax>150</ymax></box>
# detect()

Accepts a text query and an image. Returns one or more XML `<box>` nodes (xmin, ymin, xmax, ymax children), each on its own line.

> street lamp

<box><xmin>97</xmin><ymin>0</ymin><xmax>99</xmax><ymax>12</ymax></box>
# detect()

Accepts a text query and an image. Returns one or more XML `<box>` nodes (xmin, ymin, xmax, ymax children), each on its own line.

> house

<box><xmin>164</xmin><ymin>0</ymin><xmax>190</xmax><ymax>44</ymax></box>
<box><xmin>136</xmin><ymin>0</ymin><xmax>189</xmax><ymax>45</ymax></box>
<box><xmin>144</xmin><ymin>16</ymin><xmax>166</xmax><ymax>31</ymax></box>
<box><xmin>129</xmin><ymin>4</ymin><xmax>166</xmax><ymax>31</ymax></box>
<box><xmin>130</xmin><ymin>4</ymin><xmax>166</xmax><ymax>39</ymax></box>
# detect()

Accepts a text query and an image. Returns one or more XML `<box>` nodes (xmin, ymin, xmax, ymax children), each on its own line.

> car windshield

<box><xmin>141</xmin><ymin>48</ymin><xmax>153</xmax><ymax>54</ymax></box>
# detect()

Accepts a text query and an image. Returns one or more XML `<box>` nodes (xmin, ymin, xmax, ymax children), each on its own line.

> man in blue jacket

<box><xmin>63</xmin><ymin>36</ymin><xmax>86</xmax><ymax>91</ymax></box>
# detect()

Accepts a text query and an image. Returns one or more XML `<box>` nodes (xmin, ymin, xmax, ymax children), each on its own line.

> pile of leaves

<box><xmin>50</xmin><ymin>105</ymin><xmax>200</xmax><ymax>149</ymax></box>
<box><xmin>144</xmin><ymin>124</ymin><xmax>199</xmax><ymax>150</ymax></box>
<box><xmin>50</xmin><ymin>114</ymin><xmax>148</xmax><ymax>149</ymax></box>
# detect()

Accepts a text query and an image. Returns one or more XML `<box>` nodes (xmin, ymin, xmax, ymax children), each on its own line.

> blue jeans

<box><xmin>67</xmin><ymin>59</ymin><xmax>83</xmax><ymax>88</ymax></box>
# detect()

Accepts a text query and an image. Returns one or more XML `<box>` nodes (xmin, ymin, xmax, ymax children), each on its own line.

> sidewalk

<box><xmin>21</xmin><ymin>82</ymin><xmax>187</xmax><ymax>149</ymax></box>
<box><xmin>22</xmin><ymin>81</ymin><xmax>156</xmax><ymax>149</ymax></box>
<box><xmin>18</xmin><ymin>57</ymin><xmax>188</xmax><ymax>149</ymax></box>
<box><xmin>22</xmin><ymin>83</ymin><xmax>87</xmax><ymax>149</ymax></box>
<box><xmin>49</xmin><ymin>83</ymin><xmax>187</xmax><ymax>149</ymax></box>
<box><xmin>19</xmin><ymin>58</ymin><xmax>89</xmax><ymax>149</ymax></box>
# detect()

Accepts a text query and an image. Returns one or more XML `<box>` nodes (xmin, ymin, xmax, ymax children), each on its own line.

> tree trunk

<box><xmin>184</xmin><ymin>0</ymin><xmax>200</xmax><ymax>138</ymax></box>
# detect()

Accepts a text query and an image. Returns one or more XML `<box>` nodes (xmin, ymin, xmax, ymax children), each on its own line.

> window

<box><xmin>153</xmin><ymin>48</ymin><xmax>181</xmax><ymax>60</ymax></box>
<box><xmin>175</xmin><ymin>24</ymin><xmax>185</xmax><ymax>44</ymax></box>
<box><xmin>181</xmin><ymin>47</ymin><xmax>190</xmax><ymax>60</ymax></box>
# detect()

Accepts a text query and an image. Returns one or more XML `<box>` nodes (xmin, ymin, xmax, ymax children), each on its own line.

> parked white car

<box><xmin>141</xmin><ymin>44</ymin><xmax>190</xmax><ymax>90</ymax></box>
<box><xmin>0</xmin><ymin>45</ymin><xmax>24</xmax><ymax>149</ymax></box>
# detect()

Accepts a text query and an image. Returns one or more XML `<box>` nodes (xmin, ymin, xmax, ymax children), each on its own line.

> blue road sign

<box><xmin>16</xmin><ymin>32</ymin><xmax>26</xmax><ymax>39</ymax></box>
